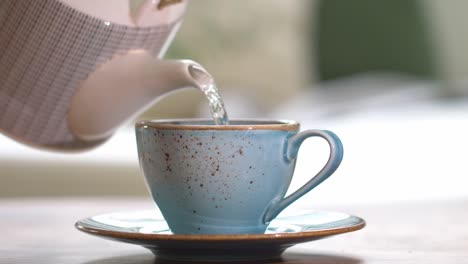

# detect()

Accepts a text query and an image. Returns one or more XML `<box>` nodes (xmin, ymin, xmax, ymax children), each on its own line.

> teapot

<box><xmin>0</xmin><ymin>0</ymin><xmax>209</xmax><ymax>151</ymax></box>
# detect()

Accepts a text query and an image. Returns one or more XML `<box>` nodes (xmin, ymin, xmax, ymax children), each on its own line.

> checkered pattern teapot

<box><xmin>0</xmin><ymin>0</ymin><xmax>204</xmax><ymax>151</ymax></box>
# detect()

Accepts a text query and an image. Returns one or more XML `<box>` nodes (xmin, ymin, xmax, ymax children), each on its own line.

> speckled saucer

<box><xmin>76</xmin><ymin>210</ymin><xmax>365</xmax><ymax>262</ymax></box>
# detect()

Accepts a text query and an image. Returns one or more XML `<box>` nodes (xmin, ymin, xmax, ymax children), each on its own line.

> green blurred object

<box><xmin>315</xmin><ymin>0</ymin><xmax>436</xmax><ymax>81</ymax></box>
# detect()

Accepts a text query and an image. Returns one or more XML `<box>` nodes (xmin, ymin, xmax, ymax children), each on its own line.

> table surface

<box><xmin>1</xmin><ymin>197</ymin><xmax>467</xmax><ymax>264</ymax></box>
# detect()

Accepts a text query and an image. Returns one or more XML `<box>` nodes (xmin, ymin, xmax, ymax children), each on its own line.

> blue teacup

<box><xmin>135</xmin><ymin>119</ymin><xmax>343</xmax><ymax>234</ymax></box>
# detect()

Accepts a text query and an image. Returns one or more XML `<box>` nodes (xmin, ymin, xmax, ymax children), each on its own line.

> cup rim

<box><xmin>135</xmin><ymin>119</ymin><xmax>300</xmax><ymax>131</ymax></box>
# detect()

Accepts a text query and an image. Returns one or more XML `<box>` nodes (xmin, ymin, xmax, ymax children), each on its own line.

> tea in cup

<box><xmin>135</xmin><ymin>119</ymin><xmax>343</xmax><ymax>234</ymax></box>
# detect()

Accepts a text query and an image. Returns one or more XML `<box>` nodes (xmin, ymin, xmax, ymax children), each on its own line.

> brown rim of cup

<box><xmin>135</xmin><ymin>119</ymin><xmax>300</xmax><ymax>131</ymax></box>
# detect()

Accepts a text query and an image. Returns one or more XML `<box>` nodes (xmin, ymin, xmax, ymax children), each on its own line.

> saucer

<box><xmin>76</xmin><ymin>210</ymin><xmax>365</xmax><ymax>261</ymax></box>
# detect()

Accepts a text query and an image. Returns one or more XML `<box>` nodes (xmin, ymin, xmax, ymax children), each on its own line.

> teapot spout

<box><xmin>68</xmin><ymin>51</ymin><xmax>205</xmax><ymax>141</ymax></box>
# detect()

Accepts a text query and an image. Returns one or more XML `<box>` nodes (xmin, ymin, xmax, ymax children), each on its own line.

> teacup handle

<box><xmin>263</xmin><ymin>130</ymin><xmax>344</xmax><ymax>223</ymax></box>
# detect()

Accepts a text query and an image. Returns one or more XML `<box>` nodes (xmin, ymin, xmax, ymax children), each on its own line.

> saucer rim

<box><xmin>75</xmin><ymin>211</ymin><xmax>366</xmax><ymax>242</ymax></box>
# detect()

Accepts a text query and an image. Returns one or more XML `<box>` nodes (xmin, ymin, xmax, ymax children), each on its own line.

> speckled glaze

<box><xmin>135</xmin><ymin>120</ymin><xmax>344</xmax><ymax>235</ymax></box>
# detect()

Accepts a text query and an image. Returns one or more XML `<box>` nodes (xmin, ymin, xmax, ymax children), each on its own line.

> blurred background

<box><xmin>1</xmin><ymin>0</ymin><xmax>468</xmax><ymax>207</ymax></box>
